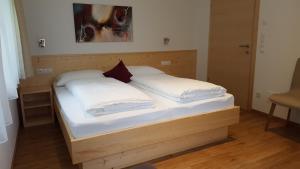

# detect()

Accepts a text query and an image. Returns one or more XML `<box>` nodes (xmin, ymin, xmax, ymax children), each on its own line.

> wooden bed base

<box><xmin>54</xmin><ymin>96</ymin><xmax>239</xmax><ymax>169</ymax></box>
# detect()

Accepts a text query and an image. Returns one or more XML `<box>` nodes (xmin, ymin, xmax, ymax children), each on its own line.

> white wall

<box><xmin>253</xmin><ymin>0</ymin><xmax>300</xmax><ymax>123</ymax></box>
<box><xmin>21</xmin><ymin>0</ymin><xmax>211</xmax><ymax>80</ymax></box>
<box><xmin>192</xmin><ymin>0</ymin><xmax>210</xmax><ymax>80</ymax></box>
<box><xmin>0</xmin><ymin>100</ymin><xmax>19</xmax><ymax>169</ymax></box>
<box><xmin>22</xmin><ymin>0</ymin><xmax>197</xmax><ymax>55</ymax></box>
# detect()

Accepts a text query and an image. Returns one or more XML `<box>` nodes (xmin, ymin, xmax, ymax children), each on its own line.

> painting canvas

<box><xmin>73</xmin><ymin>3</ymin><xmax>133</xmax><ymax>43</ymax></box>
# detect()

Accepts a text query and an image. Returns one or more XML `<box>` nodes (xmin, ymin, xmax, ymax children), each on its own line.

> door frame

<box><xmin>207</xmin><ymin>0</ymin><xmax>261</xmax><ymax>111</ymax></box>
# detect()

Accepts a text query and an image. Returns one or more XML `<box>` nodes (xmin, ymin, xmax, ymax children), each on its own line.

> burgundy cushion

<box><xmin>103</xmin><ymin>60</ymin><xmax>133</xmax><ymax>83</ymax></box>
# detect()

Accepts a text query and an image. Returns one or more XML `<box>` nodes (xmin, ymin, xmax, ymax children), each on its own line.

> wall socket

<box><xmin>161</xmin><ymin>60</ymin><xmax>171</xmax><ymax>66</ymax></box>
<box><xmin>36</xmin><ymin>68</ymin><xmax>53</xmax><ymax>75</ymax></box>
<box><xmin>255</xmin><ymin>92</ymin><xmax>261</xmax><ymax>99</ymax></box>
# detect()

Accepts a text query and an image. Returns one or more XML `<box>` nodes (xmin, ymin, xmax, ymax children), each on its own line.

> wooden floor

<box><xmin>13</xmin><ymin>110</ymin><xmax>300</xmax><ymax>169</ymax></box>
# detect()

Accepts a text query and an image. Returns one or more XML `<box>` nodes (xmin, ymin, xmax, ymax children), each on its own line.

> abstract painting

<box><xmin>73</xmin><ymin>3</ymin><xmax>133</xmax><ymax>43</ymax></box>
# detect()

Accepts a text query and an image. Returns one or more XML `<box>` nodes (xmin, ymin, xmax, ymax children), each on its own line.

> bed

<box><xmin>53</xmin><ymin>82</ymin><xmax>239</xmax><ymax>169</ymax></box>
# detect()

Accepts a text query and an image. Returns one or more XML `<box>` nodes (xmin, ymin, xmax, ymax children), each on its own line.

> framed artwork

<box><xmin>73</xmin><ymin>3</ymin><xmax>133</xmax><ymax>43</ymax></box>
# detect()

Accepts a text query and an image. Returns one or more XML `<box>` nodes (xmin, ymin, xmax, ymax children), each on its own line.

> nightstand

<box><xmin>19</xmin><ymin>85</ymin><xmax>55</xmax><ymax>127</ymax></box>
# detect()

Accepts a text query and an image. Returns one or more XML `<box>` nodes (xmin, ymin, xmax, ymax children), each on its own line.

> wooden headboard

<box><xmin>22</xmin><ymin>50</ymin><xmax>197</xmax><ymax>87</ymax></box>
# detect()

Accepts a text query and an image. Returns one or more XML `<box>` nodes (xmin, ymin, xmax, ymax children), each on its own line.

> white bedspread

<box><xmin>65</xmin><ymin>78</ymin><xmax>154</xmax><ymax>115</ymax></box>
<box><xmin>55</xmin><ymin>85</ymin><xmax>234</xmax><ymax>139</ymax></box>
<box><xmin>131</xmin><ymin>74</ymin><xmax>226</xmax><ymax>103</ymax></box>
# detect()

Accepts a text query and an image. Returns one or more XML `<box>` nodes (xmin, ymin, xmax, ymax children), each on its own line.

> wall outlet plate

<box><xmin>36</xmin><ymin>68</ymin><xmax>53</xmax><ymax>75</ymax></box>
<box><xmin>161</xmin><ymin>60</ymin><xmax>171</xmax><ymax>66</ymax></box>
<box><xmin>255</xmin><ymin>92</ymin><xmax>261</xmax><ymax>98</ymax></box>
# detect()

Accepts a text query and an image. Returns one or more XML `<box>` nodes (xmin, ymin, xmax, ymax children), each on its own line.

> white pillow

<box><xmin>56</xmin><ymin>70</ymin><xmax>104</xmax><ymax>87</ymax></box>
<box><xmin>127</xmin><ymin>66</ymin><xmax>164</xmax><ymax>76</ymax></box>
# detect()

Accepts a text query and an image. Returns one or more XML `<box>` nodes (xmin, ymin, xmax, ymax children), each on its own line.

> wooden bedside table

<box><xmin>19</xmin><ymin>85</ymin><xmax>55</xmax><ymax>127</ymax></box>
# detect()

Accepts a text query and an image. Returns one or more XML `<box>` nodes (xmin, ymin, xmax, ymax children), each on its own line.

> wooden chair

<box><xmin>265</xmin><ymin>58</ymin><xmax>300</xmax><ymax>131</ymax></box>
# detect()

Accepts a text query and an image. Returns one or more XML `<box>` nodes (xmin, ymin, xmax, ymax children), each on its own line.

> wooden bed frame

<box><xmin>23</xmin><ymin>50</ymin><xmax>239</xmax><ymax>168</ymax></box>
<box><xmin>54</xmin><ymin>94</ymin><xmax>239</xmax><ymax>169</ymax></box>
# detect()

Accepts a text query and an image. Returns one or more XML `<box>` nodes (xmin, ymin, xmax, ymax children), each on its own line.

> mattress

<box><xmin>54</xmin><ymin>85</ymin><xmax>234</xmax><ymax>139</ymax></box>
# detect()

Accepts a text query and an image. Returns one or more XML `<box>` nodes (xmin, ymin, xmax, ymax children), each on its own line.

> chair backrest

<box><xmin>291</xmin><ymin>58</ymin><xmax>300</xmax><ymax>90</ymax></box>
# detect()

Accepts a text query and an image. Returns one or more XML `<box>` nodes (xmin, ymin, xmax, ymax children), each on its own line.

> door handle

<box><xmin>239</xmin><ymin>44</ymin><xmax>250</xmax><ymax>48</ymax></box>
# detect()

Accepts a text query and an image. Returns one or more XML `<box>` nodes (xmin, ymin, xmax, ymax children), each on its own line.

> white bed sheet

<box><xmin>55</xmin><ymin>85</ymin><xmax>234</xmax><ymax>139</ymax></box>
